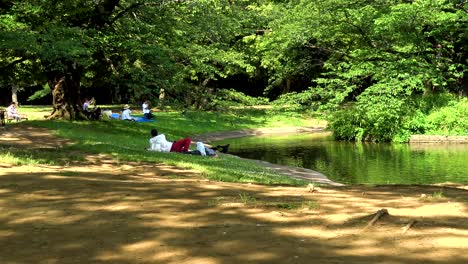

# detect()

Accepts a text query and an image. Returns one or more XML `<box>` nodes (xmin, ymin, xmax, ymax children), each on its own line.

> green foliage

<box><xmin>425</xmin><ymin>97</ymin><xmax>468</xmax><ymax>135</ymax></box>
<box><xmin>258</xmin><ymin>0</ymin><xmax>468</xmax><ymax>141</ymax></box>
<box><xmin>27</xmin><ymin>83</ymin><xmax>50</xmax><ymax>101</ymax></box>
<box><xmin>271</xmin><ymin>90</ymin><xmax>321</xmax><ymax>111</ymax></box>
<box><xmin>1</xmin><ymin>0</ymin><xmax>467</xmax><ymax>134</ymax></box>
<box><xmin>328</xmin><ymin>93</ymin><xmax>414</xmax><ymax>142</ymax></box>
<box><xmin>211</xmin><ymin>89</ymin><xmax>269</xmax><ymax>110</ymax></box>
<box><xmin>328</xmin><ymin>94</ymin><xmax>468</xmax><ymax>142</ymax></box>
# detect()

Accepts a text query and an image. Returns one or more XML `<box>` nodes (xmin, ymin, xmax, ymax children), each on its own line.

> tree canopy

<box><xmin>0</xmin><ymin>0</ymin><xmax>467</xmax><ymax>140</ymax></box>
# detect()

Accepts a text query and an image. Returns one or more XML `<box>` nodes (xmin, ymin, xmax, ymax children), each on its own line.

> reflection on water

<box><xmin>215</xmin><ymin>133</ymin><xmax>468</xmax><ymax>185</ymax></box>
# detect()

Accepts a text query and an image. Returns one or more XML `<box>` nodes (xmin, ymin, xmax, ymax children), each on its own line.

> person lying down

<box><xmin>147</xmin><ymin>128</ymin><xmax>229</xmax><ymax>157</ymax></box>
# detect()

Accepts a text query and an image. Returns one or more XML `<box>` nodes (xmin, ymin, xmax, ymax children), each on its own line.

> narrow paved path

<box><xmin>194</xmin><ymin>126</ymin><xmax>344</xmax><ymax>186</ymax></box>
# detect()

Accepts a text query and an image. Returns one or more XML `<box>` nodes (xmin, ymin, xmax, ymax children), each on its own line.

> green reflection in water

<box><xmin>215</xmin><ymin>133</ymin><xmax>468</xmax><ymax>185</ymax></box>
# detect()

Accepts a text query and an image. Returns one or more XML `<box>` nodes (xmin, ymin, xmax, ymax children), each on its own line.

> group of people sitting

<box><xmin>82</xmin><ymin>97</ymin><xmax>154</xmax><ymax>122</ymax></box>
<box><xmin>82</xmin><ymin>97</ymin><xmax>102</xmax><ymax>120</ymax></box>
<box><xmin>119</xmin><ymin>100</ymin><xmax>154</xmax><ymax>121</ymax></box>
<box><xmin>147</xmin><ymin>128</ymin><xmax>229</xmax><ymax>157</ymax></box>
<box><xmin>80</xmin><ymin>97</ymin><xmax>227</xmax><ymax>157</ymax></box>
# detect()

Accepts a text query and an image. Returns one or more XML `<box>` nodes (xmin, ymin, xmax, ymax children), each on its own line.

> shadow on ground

<box><xmin>1</xmin><ymin>161</ymin><xmax>467</xmax><ymax>264</ymax></box>
<box><xmin>1</xmin><ymin>125</ymin><xmax>468</xmax><ymax>264</ymax></box>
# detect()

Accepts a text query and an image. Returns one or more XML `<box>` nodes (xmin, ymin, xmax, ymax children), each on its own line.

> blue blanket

<box><xmin>109</xmin><ymin>113</ymin><xmax>155</xmax><ymax>122</ymax></box>
<box><xmin>135</xmin><ymin>117</ymin><xmax>155</xmax><ymax>122</ymax></box>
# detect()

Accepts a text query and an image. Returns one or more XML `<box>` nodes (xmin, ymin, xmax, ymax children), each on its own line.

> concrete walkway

<box><xmin>194</xmin><ymin>127</ymin><xmax>345</xmax><ymax>186</ymax></box>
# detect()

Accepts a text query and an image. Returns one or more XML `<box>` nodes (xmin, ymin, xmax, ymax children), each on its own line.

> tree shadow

<box><xmin>1</xmin><ymin>163</ymin><xmax>467</xmax><ymax>264</ymax></box>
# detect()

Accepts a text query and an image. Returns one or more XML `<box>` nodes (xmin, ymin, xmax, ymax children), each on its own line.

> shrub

<box><xmin>425</xmin><ymin>97</ymin><xmax>468</xmax><ymax>135</ymax></box>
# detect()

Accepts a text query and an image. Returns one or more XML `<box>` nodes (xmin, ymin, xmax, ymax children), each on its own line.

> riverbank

<box><xmin>193</xmin><ymin>127</ymin><xmax>344</xmax><ymax>186</ymax></box>
<box><xmin>1</xmin><ymin>125</ymin><xmax>467</xmax><ymax>263</ymax></box>
<box><xmin>198</xmin><ymin>128</ymin><xmax>468</xmax><ymax>186</ymax></box>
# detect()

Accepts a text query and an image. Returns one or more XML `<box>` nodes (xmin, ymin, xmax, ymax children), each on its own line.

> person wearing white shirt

<box><xmin>83</xmin><ymin>97</ymin><xmax>95</xmax><ymax>112</ymax></box>
<box><xmin>6</xmin><ymin>102</ymin><xmax>23</xmax><ymax>121</ymax></box>
<box><xmin>148</xmin><ymin>128</ymin><xmax>191</xmax><ymax>153</ymax></box>
<box><xmin>121</xmin><ymin>104</ymin><xmax>136</xmax><ymax>121</ymax></box>
<box><xmin>142</xmin><ymin>100</ymin><xmax>153</xmax><ymax>119</ymax></box>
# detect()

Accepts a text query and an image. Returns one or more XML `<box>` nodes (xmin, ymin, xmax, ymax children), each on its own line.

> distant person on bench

<box><xmin>6</xmin><ymin>102</ymin><xmax>27</xmax><ymax>121</ymax></box>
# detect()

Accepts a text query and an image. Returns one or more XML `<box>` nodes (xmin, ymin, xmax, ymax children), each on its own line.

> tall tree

<box><xmin>0</xmin><ymin>0</ymin><xmax>176</xmax><ymax>119</ymax></box>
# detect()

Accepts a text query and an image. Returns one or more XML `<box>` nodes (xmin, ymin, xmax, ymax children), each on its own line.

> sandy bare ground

<box><xmin>1</xmin><ymin>125</ymin><xmax>468</xmax><ymax>264</ymax></box>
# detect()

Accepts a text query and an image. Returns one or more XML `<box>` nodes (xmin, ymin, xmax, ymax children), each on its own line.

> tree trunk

<box><xmin>11</xmin><ymin>84</ymin><xmax>18</xmax><ymax>104</ymax></box>
<box><xmin>283</xmin><ymin>79</ymin><xmax>291</xmax><ymax>94</ymax></box>
<box><xmin>47</xmin><ymin>73</ymin><xmax>86</xmax><ymax>120</ymax></box>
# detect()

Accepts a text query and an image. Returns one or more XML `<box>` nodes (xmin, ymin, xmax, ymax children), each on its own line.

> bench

<box><xmin>4</xmin><ymin>111</ymin><xmax>28</xmax><ymax>122</ymax></box>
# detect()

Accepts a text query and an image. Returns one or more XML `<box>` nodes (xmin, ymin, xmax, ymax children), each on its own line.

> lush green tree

<box><xmin>0</xmin><ymin>0</ymin><xmax>275</xmax><ymax>115</ymax></box>
<box><xmin>162</xmin><ymin>0</ymin><xmax>270</xmax><ymax>109</ymax></box>
<box><xmin>0</xmin><ymin>0</ymin><xmax>178</xmax><ymax>119</ymax></box>
<box><xmin>260</xmin><ymin>0</ymin><xmax>467</xmax><ymax>141</ymax></box>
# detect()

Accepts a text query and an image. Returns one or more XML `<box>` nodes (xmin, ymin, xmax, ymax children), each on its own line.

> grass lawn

<box><xmin>2</xmin><ymin>105</ymin><xmax>325</xmax><ymax>185</ymax></box>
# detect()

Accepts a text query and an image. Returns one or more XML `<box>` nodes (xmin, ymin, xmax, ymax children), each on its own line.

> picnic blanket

<box><xmin>135</xmin><ymin>117</ymin><xmax>155</xmax><ymax>122</ymax></box>
<box><xmin>109</xmin><ymin>113</ymin><xmax>155</xmax><ymax>122</ymax></box>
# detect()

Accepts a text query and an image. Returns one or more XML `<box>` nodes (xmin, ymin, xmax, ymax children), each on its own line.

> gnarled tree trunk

<box><xmin>47</xmin><ymin>71</ymin><xmax>86</xmax><ymax>120</ymax></box>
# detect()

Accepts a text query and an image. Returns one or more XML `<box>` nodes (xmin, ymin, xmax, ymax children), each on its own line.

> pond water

<box><xmin>214</xmin><ymin>133</ymin><xmax>468</xmax><ymax>185</ymax></box>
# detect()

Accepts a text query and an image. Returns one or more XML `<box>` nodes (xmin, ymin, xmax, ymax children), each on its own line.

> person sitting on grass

<box><xmin>148</xmin><ymin>128</ymin><xmax>191</xmax><ymax>153</ymax></box>
<box><xmin>121</xmin><ymin>104</ymin><xmax>136</xmax><ymax>121</ymax></box>
<box><xmin>142</xmin><ymin>100</ymin><xmax>154</xmax><ymax>120</ymax></box>
<box><xmin>6</xmin><ymin>102</ymin><xmax>27</xmax><ymax>121</ymax></box>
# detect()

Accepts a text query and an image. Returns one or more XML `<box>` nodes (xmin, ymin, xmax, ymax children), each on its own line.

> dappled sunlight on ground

<box><xmin>1</xmin><ymin>125</ymin><xmax>468</xmax><ymax>263</ymax></box>
<box><xmin>1</xmin><ymin>162</ymin><xmax>467</xmax><ymax>264</ymax></box>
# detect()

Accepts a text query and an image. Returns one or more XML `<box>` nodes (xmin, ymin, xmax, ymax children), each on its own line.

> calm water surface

<box><xmin>215</xmin><ymin>133</ymin><xmax>468</xmax><ymax>185</ymax></box>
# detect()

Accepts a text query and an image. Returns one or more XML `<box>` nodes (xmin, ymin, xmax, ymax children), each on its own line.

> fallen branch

<box><xmin>402</xmin><ymin>220</ymin><xmax>417</xmax><ymax>234</ymax></box>
<box><xmin>363</xmin><ymin>209</ymin><xmax>388</xmax><ymax>230</ymax></box>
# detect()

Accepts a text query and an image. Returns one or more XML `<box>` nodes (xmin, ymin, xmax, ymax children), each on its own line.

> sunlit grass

<box><xmin>0</xmin><ymin>149</ymin><xmax>46</xmax><ymax>165</ymax></box>
<box><xmin>2</xmin><ymin>106</ymin><xmax>318</xmax><ymax>186</ymax></box>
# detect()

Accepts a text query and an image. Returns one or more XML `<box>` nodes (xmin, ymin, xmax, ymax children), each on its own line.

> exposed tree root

<box><xmin>363</xmin><ymin>208</ymin><xmax>389</xmax><ymax>230</ymax></box>
<box><xmin>402</xmin><ymin>220</ymin><xmax>417</xmax><ymax>234</ymax></box>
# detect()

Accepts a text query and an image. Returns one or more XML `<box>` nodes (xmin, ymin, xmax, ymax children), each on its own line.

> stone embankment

<box><xmin>410</xmin><ymin>135</ymin><xmax>468</xmax><ymax>143</ymax></box>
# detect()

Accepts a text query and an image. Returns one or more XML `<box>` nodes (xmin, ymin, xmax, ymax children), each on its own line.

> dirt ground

<box><xmin>1</xmin><ymin>126</ymin><xmax>467</xmax><ymax>264</ymax></box>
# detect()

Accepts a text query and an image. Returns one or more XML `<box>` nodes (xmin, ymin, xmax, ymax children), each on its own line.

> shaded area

<box><xmin>0</xmin><ymin>126</ymin><xmax>72</xmax><ymax>149</ymax></box>
<box><xmin>1</xmin><ymin>162</ymin><xmax>467</xmax><ymax>264</ymax></box>
<box><xmin>1</xmin><ymin>125</ymin><xmax>468</xmax><ymax>263</ymax></box>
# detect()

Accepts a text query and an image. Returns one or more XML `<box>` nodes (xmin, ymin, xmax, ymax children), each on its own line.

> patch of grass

<box><xmin>276</xmin><ymin>202</ymin><xmax>300</xmax><ymax>210</ymax></box>
<box><xmin>164</xmin><ymin>175</ymin><xmax>189</xmax><ymax>179</ymax></box>
<box><xmin>419</xmin><ymin>190</ymin><xmax>446</xmax><ymax>201</ymax></box>
<box><xmin>207</xmin><ymin>197</ymin><xmax>227</xmax><ymax>207</ymax></box>
<box><xmin>58</xmin><ymin>171</ymin><xmax>81</xmax><ymax>177</ymax></box>
<box><xmin>302</xmin><ymin>200</ymin><xmax>319</xmax><ymax>210</ymax></box>
<box><xmin>239</xmin><ymin>193</ymin><xmax>257</xmax><ymax>205</ymax></box>
<box><xmin>0</xmin><ymin>145</ymin><xmax>84</xmax><ymax>166</ymax></box>
<box><xmin>431</xmin><ymin>190</ymin><xmax>445</xmax><ymax>199</ymax></box>
<box><xmin>0</xmin><ymin>183</ymin><xmax>20</xmax><ymax>189</ymax></box>
<box><xmin>274</xmin><ymin>200</ymin><xmax>318</xmax><ymax>210</ymax></box>
<box><xmin>0</xmin><ymin>147</ymin><xmax>58</xmax><ymax>165</ymax></box>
